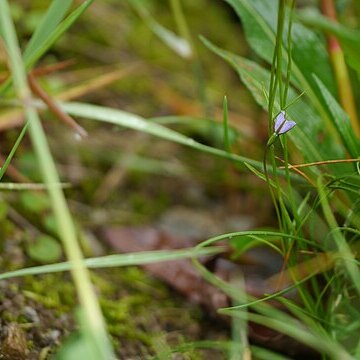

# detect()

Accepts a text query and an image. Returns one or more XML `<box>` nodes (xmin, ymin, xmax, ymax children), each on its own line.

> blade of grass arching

<box><xmin>201</xmin><ymin>37</ymin><xmax>344</xmax><ymax>169</ymax></box>
<box><xmin>244</xmin><ymin>162</ymin><xmax>310</xmax><ymax>190</ymax></box>
<box><xmin>23</xmin><ymin>0</ymin><xmax>73</xmax><ymax>59</ymax></box>
<box><xmin>57</xmin><ymin>101</ymin><xmax>263</xmax><ymax>169</ymax></box>
<box><xmin>222</xmin><ymin>274</ymin><xmax>317</xmax><ymax>313</ymax></box>
<box><xmin>0</xmin><ymin>3</ymin><xmax>114</xmax><ymax>359</ymax></box>
<box><xmin>0</xmin><ymin>121</ymin><xmax>28</xmax><ymax>181</ymax></box>
<box><xmin>231</xmin><ymin>234</ymin><xmax>283</xmax><ymax>256</ymax></box>
<box><xmin>0</xmin><ymin>247</ymin><xmax>223</xmax><ymax>281</ymax></box>
<box><xmin>314</xmin><ymin>75</ymin><xmax>360</xmax><ymax>157</ymax></box>
<box><xmin>56</xmin><ymin>102</ymin><xmax>303</xmax><ymax>182</ymax></box>
<box><xmin>317</xmin><ymin>178</ymin><xmax>360</xmax><ymax>296</ymax></box>
<box><xmin>196</xmin><ymin>230</ymin><xmax>319</xmax><ymax>250</ymax></box>
<box><xmin>149</xmin><ymin>115</ymin><xmax>239</xmax><ymax>146</ymax></box>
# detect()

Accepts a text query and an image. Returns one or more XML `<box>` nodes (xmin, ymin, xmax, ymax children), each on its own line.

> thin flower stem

<box><xmin>283</xmin><ymin>0</ymin><xmax>295</xmax><ymax>105</ymax></box>
<box><xmin>223</xmin><ymin>96</ymin><xmax>231</xmax><ymax>153</ymax></box>
<box><xmin>276</xmin><ymin>0</ymin><xmax>286</xmax><ymax>109</ymax></box>
<box><xmin>265</xmin><ymin>0</ymin><xmax>290</xmax><ymax>235</ymax></box>
<box><xmin>281</xmin><ymin>158</ymin><xmax>360</xmax><ymax>169</ymax></box>
<box><xmin>263</xmin><ymin>145</ymin><xmax>281</xmax><ymax>229</ymax></box>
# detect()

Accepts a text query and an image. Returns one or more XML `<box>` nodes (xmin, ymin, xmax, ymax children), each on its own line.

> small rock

<box><xmin>23</xmin><ymin>306</ymin><xmax>40</xmax><ymax>324</ymax></box>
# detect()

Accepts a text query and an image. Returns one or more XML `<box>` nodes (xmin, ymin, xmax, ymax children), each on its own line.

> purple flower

<box><xmin>274</xmin><ymin>111</ymin><xmax>296</xmax><ymax>135</ymax></box>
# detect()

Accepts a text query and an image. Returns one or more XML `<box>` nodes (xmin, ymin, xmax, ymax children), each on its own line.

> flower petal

<box><xmin>277</xmin><ymin>120</ymin><xmax>296</xmax><ymax>134</ymax></box>
<box><xmin>274</xmin><ymin>111</ymin><xmax>286</xmax><ymax>133</ymax></box>
<box><xmin>274</xmin><ymin>111</ymin><xmax>296</xmax><ymax>135</ymax></box>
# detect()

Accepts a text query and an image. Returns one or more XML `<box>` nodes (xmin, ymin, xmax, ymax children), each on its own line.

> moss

<box><xmin>2</xmin><ymin>310</ymin><xmax>18</xmax><ymax>323</ymax></box>
<box><xmin>92</xmin><ymin>267</ymin><xmax>202</xmax><ymax>354</ymax></box>
<box><xmin>101</xmin><ymin>297</ymin><xmax>153</xmax><ymax>345</ymax></box>
<box><xmin>23</xmin><ymin>274</ymin><xmax>76</xmax><ymax>312</ymax></box>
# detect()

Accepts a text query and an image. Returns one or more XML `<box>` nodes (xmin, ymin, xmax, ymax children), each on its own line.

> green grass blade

<box><xmin>317</xmin><ymin>178</ymin><xmax>360</xmax><ymax>296</ymax></box>
<box><xmin>314</xmin><ymin>75</ymin><xmax>360</xmax><ymax>158</ymax></box>
<box><xmin>24</xmin><ymin>0</ymin><xmax>94</xmax><ymax>69</ymax></box>
<box><xmin>56</xmin><ymin>101</ymin><xmax>304</xmax><ymax>182</ymax></box>
<box><xmin>193</xmin><ymin>237</ymin><xmax>350</xmax><ymax>358</ymax></box>
<box><xmin>297</xmin><ymin>9</ymin><xmax>360</xmax><ymax>76</ymax></box>
<box><xmin>222</xmin><ymin>96</ymin><xmax>231</xmax><ymax>153</ymax></box>
<box><xmin>0</xmin><ymin>121</ymin><xmax>28</xmax><ymax>181</ymax></box>
<box><xmin>0</xmin><ymin>247</ymin><xmax>223</xmax><ymax>281</ymax></box>
<box><xmin>58</xmin><ymin>101</ymin><xmax>263</xmax><ymax>169</ymax></box>
<box><xmin>222</xmin><ymin>310</ymin><xmax>353</xmax><ymax>360</ymax></box>
<box><xmin>150</xmin><ymin>115</ymin><xmax>239</xmax><ymax>146</ymax></box>
<box><xmin>23</xmin><ymin>0</ymin><xmax>73</xmax><ymax>58</ymax></box>
<box><xmin>0</xmin><ymin>0</ymin><xmax>94</xmax><ymax>96</ymax></box>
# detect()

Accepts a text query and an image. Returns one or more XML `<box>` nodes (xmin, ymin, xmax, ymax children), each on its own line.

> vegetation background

<box><xmin>0</xmin><ymin>0</ymin><xmax>359</xmax><ymax>359</ymax></box>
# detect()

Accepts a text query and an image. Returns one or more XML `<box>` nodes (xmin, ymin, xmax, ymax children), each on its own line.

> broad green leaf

<box><xmin>224</xmin><ymin>0</ymin><xmax>337</xmax><ymax>139</ymax></box>
<box><xmin>297</xmin><ymin>9</ymin><xmax>360</xmax><ymax>76</ymax></box>
<box><xmin>314</xmin><ymin>75</ymin><xmax>360</xmax><ymax>158</ymax></box>
<box><xmin>201</xmin><ymin>37</ymin><xmax>347</xmax><ymax>174</ymax></box>
<box><xmin>225</xmin><ymin>0</ymin><xmax>336</xmax><ymax>96</ymax></box>
<box><xmin>23</xmin><ymin>0</ymin><xmax>73</xmax><ymax>58</ymax></box>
